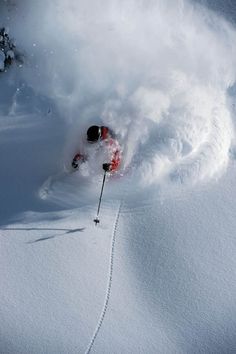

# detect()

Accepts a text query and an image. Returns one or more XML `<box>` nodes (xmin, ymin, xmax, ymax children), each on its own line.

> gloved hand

<box><xmin>72</xmin><ymin>153</ymin><xmax>86</xmax><ymax>169</ymax></box>
<box><xmin>72</xmin><ymin>160</ymin><xmax>79</xmax><ymax>169</ymax></box>
<box><xmin>102</xmin><ymin>163</ymin><xmax>111</xmax><ymax>172</ymax></box>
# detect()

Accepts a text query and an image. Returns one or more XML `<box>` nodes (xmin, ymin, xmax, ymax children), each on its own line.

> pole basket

<box><xmin>94</xmin><ymin>217</ymin><xmax>100</xmax><ymax>225</ymax></box>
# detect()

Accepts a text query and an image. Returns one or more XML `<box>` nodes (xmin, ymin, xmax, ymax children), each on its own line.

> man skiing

<box><xmin>72</xmin><ymin>125</ymin><xmax>121</xmax><ymax>173</ymax></box>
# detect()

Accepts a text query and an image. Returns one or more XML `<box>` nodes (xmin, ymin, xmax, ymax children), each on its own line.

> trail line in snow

<box><xmin>84</xmin><ymin>200</ymin><xmax>123</xmax><ymax>354</ymax></box>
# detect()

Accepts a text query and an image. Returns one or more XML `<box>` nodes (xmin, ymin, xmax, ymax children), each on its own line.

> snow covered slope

<box><xmin>1</xmin><ymin>1</ymin><xmax>236</xmax><ymax>353</ymax></box>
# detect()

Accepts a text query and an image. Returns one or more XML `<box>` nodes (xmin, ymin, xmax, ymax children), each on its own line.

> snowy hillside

<box><xmin>1</xmin><ymin>0</ymin><xmax>236</xmax><ymax>353</ymax></box>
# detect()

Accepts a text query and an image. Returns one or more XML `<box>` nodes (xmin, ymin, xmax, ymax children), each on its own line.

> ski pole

<box><xmin>94</xmin><ymin>170</ymin><xmax>107</xmax><ymax>225</ymax></box>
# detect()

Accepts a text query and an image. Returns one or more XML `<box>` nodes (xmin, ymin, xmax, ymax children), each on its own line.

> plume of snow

<box><xmin>3</xmin><ymin>0</ymin><xmax>236</xmax><ymax>187</ymax></box>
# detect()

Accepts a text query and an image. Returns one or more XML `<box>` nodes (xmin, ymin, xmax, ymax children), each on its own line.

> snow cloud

<box><xmin>5</xmin><ymin>0</ymin><xmax>236</xmax><ymax>187</ymax></box>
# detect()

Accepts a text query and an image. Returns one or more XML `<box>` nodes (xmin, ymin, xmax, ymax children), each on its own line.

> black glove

<box><xmin>103</xmin><ymin>163</ymin><xmax>111</xmax><ymax>172</ymax></box>
<box><xmin>72</xmin><ymin>160</ymin><xmax>78</xmax><ymax>169</ymax></box>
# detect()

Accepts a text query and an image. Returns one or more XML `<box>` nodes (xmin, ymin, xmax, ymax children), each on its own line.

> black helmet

<box><xmin>87</xmin><ymin>125</ymin><xmax>101</xmax><ymax>142</ymax></box>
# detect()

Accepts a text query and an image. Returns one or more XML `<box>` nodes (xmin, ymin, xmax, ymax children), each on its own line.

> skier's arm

<box><xmin>110</xmin><ymin>149</ymin><xmax>121</xmax><ymax>171</ymax></box>
<box><xmin>72</xmin><ymin>153</ymin><xmax>86</xmax><ymax>169</ymax></box>
<box><xmin>102</xmin><ymin>143</ymin><xmax>121</xmax><ymax>172</ymax></box>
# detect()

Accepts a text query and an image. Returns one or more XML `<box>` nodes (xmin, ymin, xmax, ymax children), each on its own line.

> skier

<box><xmin>72</xmin><ymin>125</ymin><xmax>121</xmax><ymax>173</ymax></box>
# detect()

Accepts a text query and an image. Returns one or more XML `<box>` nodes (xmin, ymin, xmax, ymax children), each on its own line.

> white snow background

<box><xmin>1</xmin><ymin>0</ymin><xmax>236</xmax><ymax>353</ymax></box>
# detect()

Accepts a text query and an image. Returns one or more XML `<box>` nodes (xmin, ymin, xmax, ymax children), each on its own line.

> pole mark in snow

<box><xmin>84</xmin><ymin>201</ymin><xmax>122</xmax><ymax>354</ymax></box>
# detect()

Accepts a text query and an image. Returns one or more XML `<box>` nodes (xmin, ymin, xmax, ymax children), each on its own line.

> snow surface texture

<box><xmin>1</xmin><ymin>0</ymin><xmax>236</xmax><ymax>353</ymax></box>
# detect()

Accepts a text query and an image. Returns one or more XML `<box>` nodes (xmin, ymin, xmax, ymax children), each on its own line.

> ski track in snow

<box><xmin>84</xmin><ymin>200</ymin><xmax>123</xmax><ymax>354</ymax></box>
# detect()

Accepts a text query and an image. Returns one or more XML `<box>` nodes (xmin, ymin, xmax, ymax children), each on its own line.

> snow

<box><xmin>1</xmin><ymin>0</ymin><xmax>236</xmax><ymax>353</ymax></box>
<box><xmin>0</xmin><ymin>50</ymin><xmax>5</xmax><ymax>71</ymax></box>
